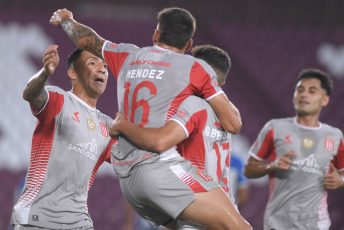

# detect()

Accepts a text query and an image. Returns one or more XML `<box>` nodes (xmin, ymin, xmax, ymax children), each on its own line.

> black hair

<box><xmin>192</xmin><ymin>44</ymin><xmax>231</xmax><ymax>85</ymax></box>
<box><xmin>66</xmin><ymin>48</ymin><xmax>83</xmax><ymax>71</ymax></box>
<box><xmin>157</xmin><ymin>7</ymin><xmax>196</xmax><ymax>50</ymax></box>
<box><xmin>296</xmin><ymin>69</ymin><xmax>333</xmax><ymax>95</ymax></box>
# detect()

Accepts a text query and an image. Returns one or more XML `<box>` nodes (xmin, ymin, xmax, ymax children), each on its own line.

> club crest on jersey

<box><xmin>302</xmin><ymin>137</ymin><xmax>314</xmax><ymax>148</ymax></box>
<box><xmin>324</xmin><ymin>137</ymin><xmax>335</xmax><ymax>153</ymax></box>
<box><xmin>88</xmin><ymin>119</ymin><xmax>96</xmax><ymax>131</ymax></box>
<box><xmin>196</xmin><ymin>170</ymin><xmax>213</xmax><ymax>182</ymax></box>
<box><xmin>99</xmin><ymin>122</ymin><xmax>108</xmax><ymax>137</ymax></box>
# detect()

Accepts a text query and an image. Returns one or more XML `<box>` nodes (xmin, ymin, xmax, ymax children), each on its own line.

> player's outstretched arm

<box><xmin>109</xmin><ymin>112</ymin><xmax>186</xmax><ymax>152</ymax></box>
<box><xmin>23</xmin><ymin>45</ymin><xmax>59</xmax><ymax>110</ymax></box>
<box><xmin>244</xmin><ymin>150</ymin><xmax>297</xmax><ymax>178</ymax></box>
<box><xmin>208</xmin><ymin>93</ymin><xmax>242</xmax><ymax>134</ymax></box>
<box><xmin>50</xmin><ymin>9</ymin><xmax>105</xmax><ymax>59</ymax></box>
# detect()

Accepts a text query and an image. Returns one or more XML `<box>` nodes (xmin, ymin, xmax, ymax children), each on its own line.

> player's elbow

<box><xmin>222</xmin><ymin>120</ymin><xmax>242</xmax><ymax>134</ymax></box>
<box><xmin>243</xmin><ymin>167</ymin><xmax>254</xmax><ymax>179</ymax></box>
<box><xmin>151</xmin><ymin>138</ymin><xmax>171</xmax><ymax>153</ymax></box>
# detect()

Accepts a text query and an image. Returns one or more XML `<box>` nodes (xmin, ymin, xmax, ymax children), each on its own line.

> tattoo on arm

<box><xmin>61</xmin><ymin>18</ymin><xmax>105</xmax><ymax>58</ymax></box>
<box><xmin>23</xmin><ymin>69</ymin><xmax>50</xmax><ymax>110</ymax></box>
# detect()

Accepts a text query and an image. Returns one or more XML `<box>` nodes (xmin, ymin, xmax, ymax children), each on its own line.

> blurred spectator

<box><xmin>229</xmin><ymin>152</ymin><xmax>250</xmax><ymax>209</ymax></box>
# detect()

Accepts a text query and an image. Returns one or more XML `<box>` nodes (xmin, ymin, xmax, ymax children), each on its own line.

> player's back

<box><xmin>103</xmin><ymin>42</ymin><xmax>222</xmax><ymax>177</ymax></box>
<box><xmin>171</xmin><ymin>96</ymin><xmax>232</xmax><ymax>193</ymax></box>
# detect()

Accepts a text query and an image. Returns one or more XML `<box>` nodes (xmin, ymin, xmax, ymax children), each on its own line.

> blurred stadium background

<box><xmin>0</xmin><ymin>0</ymin><xmax>343</xmax><ymax>229</ymax></box>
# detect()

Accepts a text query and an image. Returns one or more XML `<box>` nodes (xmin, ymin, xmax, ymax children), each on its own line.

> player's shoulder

<box><xmin>93</xmin><ymin>107</ymin><xmax>113</xmax><ymax>125</ymax></box>
<box><xmin>321</xmin><ymin>122</ymin><xmax>344</xmax><ymax>137</ymax></box>
<box><xmin>104</xmin><ymin>40</ymin><xmax>140</xmax><ymax>52</ymax></box>
<box><xmin>46</xmin><ymin>85</ymin><xmax>66</xmax><ymax>95</ymax></box>
<box><xmin>265</xmin><ymin>117</ymin><xmax>293</xmax><ymax>127</ymax></box>
<box><xmin>181</xmin><ymin>95</ymin><xmax>210</xmax><ymax>109</ymax></box>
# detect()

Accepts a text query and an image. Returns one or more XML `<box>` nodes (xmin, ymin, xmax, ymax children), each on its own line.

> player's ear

<box><xmin>321</xmin><ymin>95</ymin><xmax>330</xmax><ymax>107</ymax></box>
<box><xmin>68</xmin><ymin>68</ymin><xmax>77</xmax><ymax>81</ymax></box>
<box><xmin>152</xmin><ymin>29</ymin><xmax>160</xmax><ymax>45</ymax></box>
<box><xmin>184</xmin><ymin>39</ymin><xmax>193</xmax><ymax>51</ymax></box>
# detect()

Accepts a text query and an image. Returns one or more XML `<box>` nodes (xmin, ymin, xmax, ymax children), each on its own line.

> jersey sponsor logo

<box><xmin>214</xmin><ymin>122</ymin><xmax>222</xmax><ymax>129</ymax></box>
<box><xmin>109</xmin><ymin>43</ymin><xmax>117</xmax><ymax>48</ymax></box>
<box><xmin>324</xmin><ymin>138</ymin><xmax>335</xmax><ymax>153</ymax></box>
<box><xmin>111</xmin><ymin>153</ymin><xmax>154</xmax><ymax>167</ymax></box>
<box><xmin>283</xmin><ymin>135</ymin><xmax>292</xmax><ymax>144</ymax></box>
<box><xmin>302</xmin><ymin>137</ymin><xmax>314</xmax><ymax>148</ymax></box>
<box><xmin>211</xmin><ymin>80</ymin><xmax>219</xmax><ymax>86</ymax></box>
<box><xmin>126</xmin><ymin>69</ymin><xmax>165</xmax><ymax>80</ymax></box>
<box><xmin>129</xmin><ymin>60</ymin><xmax>171</xmax><ymax>67</ymax></box>
<box><xmin>148</xmin><ymin>50</ymin><xmax>163</xmax><ymax>54</ymax></box>
<box><xmin>290</xmin><ymin>154</ymin><xmax>322</xmax><ymax>175</ymax></box>
<box><xmin>72</xmin><ymin>112</ymin><xmax>80</xmax><ymax>122</ymax></box>
<box><xmin>177</xmin><ymin>109</ymin><xmax>187</xmax><ymax>119</ymax></box>
<box><xmin>32</xmin><ymin>215</ymin><xmax>39</xmax><ymax>221</ymax></box>
<box><xmin>68</xmin><ymin>139</ymin><xmax>98</xmax><ymax>161</ymax></box>
<box><xmin>88</xmin><ymin>119</ymin><xmax>96</xmax><ymax>131</ymax></box>
<box><xmin>196</xmin><ymin>169</ymin><xmax>214</xmax><ymax>181</ymax></box>
<box><xmin>99</xmin><ymin>122</ymin><xmax>108</xmax><ymax>137</ymax></box>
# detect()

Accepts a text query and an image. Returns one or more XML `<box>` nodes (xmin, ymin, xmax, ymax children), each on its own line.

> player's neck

<box><xmin>71</xmin><ymin>89</ymin><xmax>98</xmax><ymax>108</ymax></box>
<box><xmin>295</xmin><ymin>115</ymin><xmax>320</xmax><ymax>127</ymax></box>
<box><xmin>156</xmin><ymin>43</ymin><xmax>184</xmax><ymax>54</ymax></box>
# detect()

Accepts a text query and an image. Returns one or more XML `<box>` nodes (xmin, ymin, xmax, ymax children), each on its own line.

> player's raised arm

<box><xmin>50</xmin><ymin>9</ymin><xmax>105</xmax><ymax>59</ymax></box>
<box><xmin>23</xmin><ymin>45</ymin><xmax>59</xmax><ymax>110</ymax></box>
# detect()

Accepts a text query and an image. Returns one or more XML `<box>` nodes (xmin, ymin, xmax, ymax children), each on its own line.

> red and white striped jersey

<box><xmin>249</xmin><ymin>117</ymin><xmax>344</xmax><ymax>229</ymax></box>
<box><xmin>11</xmin><ymin>86</ymin><xmax>115</xmax><ymax>229</ymax></box>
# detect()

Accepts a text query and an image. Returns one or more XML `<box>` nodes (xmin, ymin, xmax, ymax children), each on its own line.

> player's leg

<box><xmin>179</xmin><ymin>187</ymin><xmax>252</xmax><ymax>230</ymax></box>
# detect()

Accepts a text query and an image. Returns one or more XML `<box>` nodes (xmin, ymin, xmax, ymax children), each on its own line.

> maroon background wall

<box><xmin>0</xmin><ymin>1</ymin><xmax>343</xmax><ymax>229</ymax></box>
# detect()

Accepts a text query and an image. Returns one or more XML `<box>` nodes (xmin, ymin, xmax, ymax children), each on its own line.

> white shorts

<box><xmin>120</xmin><ymin>155</ymin><xmax>220</xmax><ymax>228</ymax></box>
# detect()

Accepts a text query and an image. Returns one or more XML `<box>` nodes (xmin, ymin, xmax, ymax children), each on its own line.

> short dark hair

<box><xmin>192</xmin><ymin>44</ymin><xmax>231</xmax><ymax>85</ymax></box>
<box><xmin>157</xmin><ymin>7</ymin><xmax>196</xmax><ymax>50</ymax></box>
<box><xmin>67</xmin><ymin>48</ymin><xmax>83</xmax><ymax>71</ymax></box>
<box><xmin>296</xmin><ymin>69</ymin><xmax>333</xmax><ymax>95</ymax></box>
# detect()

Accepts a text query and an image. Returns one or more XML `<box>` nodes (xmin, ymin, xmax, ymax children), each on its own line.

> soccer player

<box><xmin>11</xmin><ymin>45</ymin><xmax>116</xmax><ymax>230</ymax></box>
<box><xmin>244</xmin><ymin>69</ymin><xmax>344</xmax><ymax>230</ymax></box>
<box><xmin>50</xmin><ymin>8</ymin><xmax>251</xmax><ymax>230</ymax></box>
<box><xmin>109</xmin><ymin>44</ymin><xmax>250</xmax><ymax>229</ymax></box>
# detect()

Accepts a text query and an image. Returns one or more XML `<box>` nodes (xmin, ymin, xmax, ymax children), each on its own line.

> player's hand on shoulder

<box><xmin>43</xmin><ymin>45</ymin><xmax>59</xmax><ymax>76</ymax></box>
<box><xmin>109</xmin><ymin>112</ymin><xmax>125</xmax><ymax>138</ymax></box>
<box><xmin>50</xmin><ymin>8</ymin><xmax>73</xmax><ymax>28</ymax></box>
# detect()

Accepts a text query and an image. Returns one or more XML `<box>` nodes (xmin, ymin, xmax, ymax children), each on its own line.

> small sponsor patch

<box><xmin>88</xmin><ymin>119</ymin><xmax>96</xmax><ymax>131</ymax></box>
<box><xmin>177</xmin><ymin>109</ymin><xmax>187</xmax><ymax>119</ymax></box>
<box><xmin>109</xmin><ymin>43</ymin><xmax>117</xmax><ymax>48</ymax></box>
<box><xmin>283</xmin><ymin>135</ymin><xmax>292</xmax><ymax>144</ymax></box>
<box><xmin>72</xmin><ymin>112</ymin><xmax>80</xmax><ymax>122</ymax></box>
<box><xmin>32</xmin><ymin>215</ymin><xmax>39</xmax><ymax>221</ymax></box>
<box><xmin>303</xmin><ymin>137</ymin><xmax>314</xmax><ymax>148</ymax></box>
